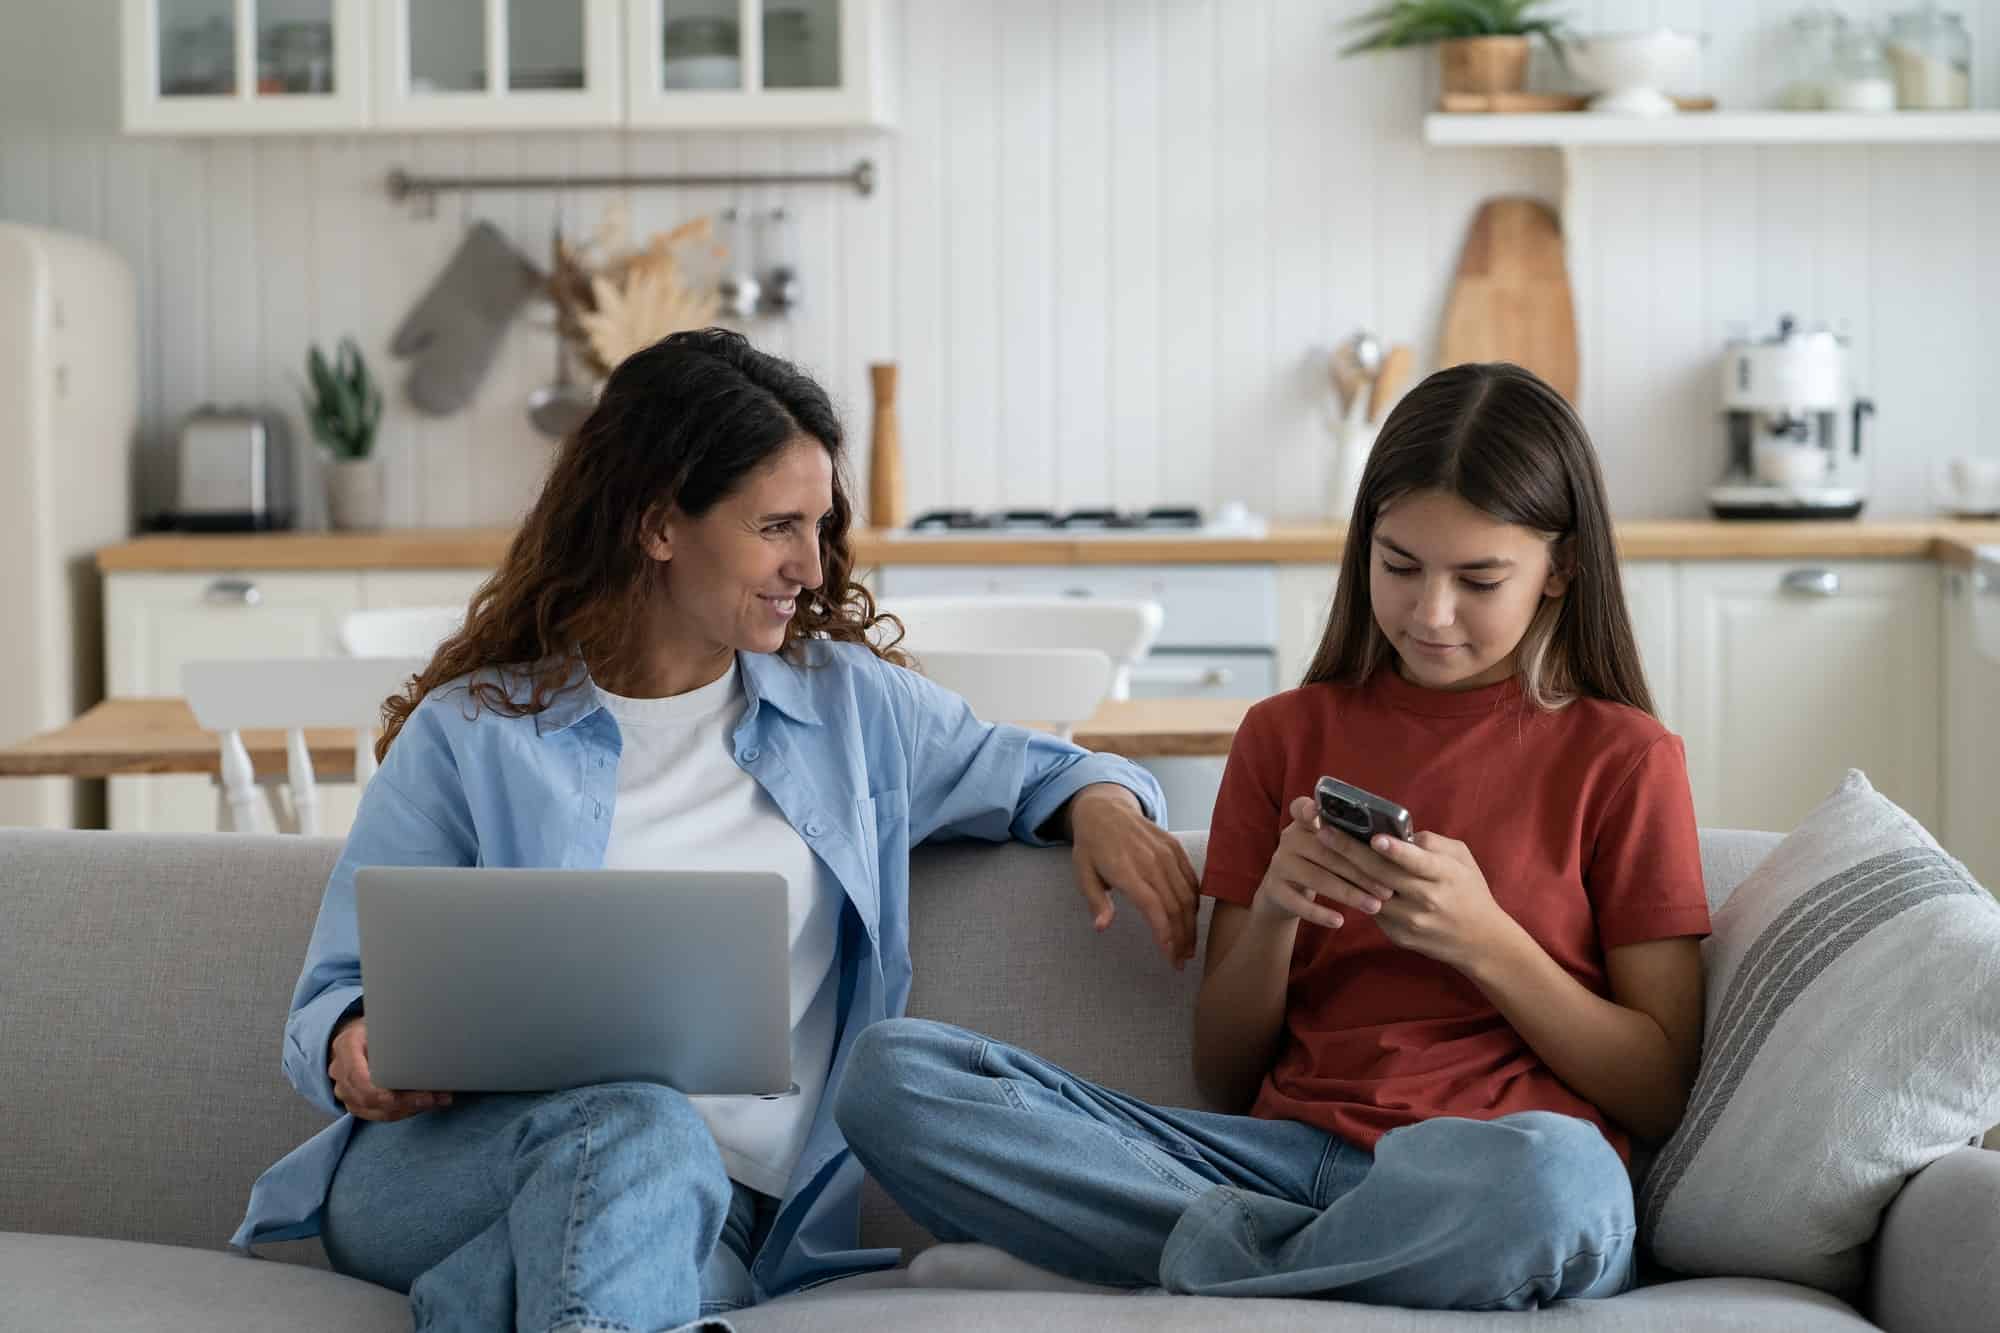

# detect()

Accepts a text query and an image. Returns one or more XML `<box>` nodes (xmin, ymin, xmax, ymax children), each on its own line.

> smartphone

<box><xmin>1315</xmin><ymin>776</ymin><xmax>1415</xmax><ymax>844</ymax></box>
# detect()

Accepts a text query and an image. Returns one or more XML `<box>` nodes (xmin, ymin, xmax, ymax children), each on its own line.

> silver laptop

<box><xmin>354</xmin><ymin>866</ymin><xmax>793</xmax><ymax>1096</ymax></box>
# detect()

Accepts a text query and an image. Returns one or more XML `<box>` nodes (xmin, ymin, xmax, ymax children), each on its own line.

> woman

<box><xmin>231</xmin><ymin>328</ymin><xmax>1200</xmax><ymax>1332</ymax></box>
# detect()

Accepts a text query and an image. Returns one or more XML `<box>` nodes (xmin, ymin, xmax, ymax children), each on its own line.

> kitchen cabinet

<box><xmin>1274</xmin><ymin>564</ymin><xmax>1335</xmax><ymax>689</ymax></box>
<box><xmin>1676</xmin><ymin>560</ymin><xmax>1940</xmax><ymax>835</ymax></box>
<box><xmin>122</xmin><ymin>0</ymin><xmax>371</xmax><ymax>134</ymax></box>
<box><xmin>1622</xmin><ymin>561</ymin><xmax>1679</xmax><ymax>730</ymax></box>
<box><xmin>623</xmin><ymin>0</ymin><xmax>894</xmax><ymax>128</ymax></box>
<box><xmin>103</xmin><ymin>568</ymin><xmax>490</xmax><ymax>834</ymax></box>
<box><xmin>1942</xmin><ymin>566</ymin><xmax>2000</xmax><ymax>890</ymax></box>
<box><xmin>374</xmin><ymin>0</ymin><xmax>623</xmax><ymax>130</ymax></box>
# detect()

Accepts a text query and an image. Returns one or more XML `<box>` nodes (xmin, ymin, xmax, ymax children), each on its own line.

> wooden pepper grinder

<box><xmin>867</xmin><ymin>362</ymin><xmax>905</xmax><ymax>530</ymax></box>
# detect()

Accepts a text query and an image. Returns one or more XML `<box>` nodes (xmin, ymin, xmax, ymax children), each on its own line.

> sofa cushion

<box><xmin>0</xmin><ymin>830</ymin><xmax>345</xmax><ymax>1256</ymax></box>
<box><xmin>735</xmin><ymin>1276</ymin><xmax>1873</xmax><ymax>1331</ymax></box>
<box><xmin>0</xmin><ymin>1232</ymin><xmax>406</xmax><ymax>1332</ymax></box>
<box><xmin>1639</xmin><ymin>771</ymin><xmax>2000</xmax><ymax>1296</ymax></box>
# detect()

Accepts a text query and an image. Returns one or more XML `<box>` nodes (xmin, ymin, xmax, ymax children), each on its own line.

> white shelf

<box><xmin>1425</xmin><ymin>110</ymin><xmax>2000</xmax><ymax>147</ymax></box>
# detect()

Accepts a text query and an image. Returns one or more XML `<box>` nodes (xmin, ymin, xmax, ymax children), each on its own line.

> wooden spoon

<box><xmin>1369</xmin><ymin>344</ymin><xmax>1415</xmax><ymax>423</ymax></box>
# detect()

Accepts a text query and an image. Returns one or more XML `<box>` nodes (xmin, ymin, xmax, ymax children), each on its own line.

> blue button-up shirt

<box><xmin>232</xmin><ymin>639</ymin><xmax>1165</xmax><ymax>1299</ymax></box>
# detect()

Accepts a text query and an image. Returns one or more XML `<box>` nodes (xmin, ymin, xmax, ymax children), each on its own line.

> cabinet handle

<box><xmin>1780</xmin><ymin>568</ymin><xmax>1841</xmax><ymax>597</ymax></box>
<box><xmin>203</xmin><ymin>578</ymin><xmax>262</xmax><ymax>607</ymax></box>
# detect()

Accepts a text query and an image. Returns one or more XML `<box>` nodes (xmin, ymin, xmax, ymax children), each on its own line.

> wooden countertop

<box><xmin>97</xmin><ymin>520</ymin><xmax>2000</xmax><ymax>572</ymax></box>
<box><xmin>0</xmin><ymin>696</ymin><xmax>1253</xmax><ymax>779</ymax></box>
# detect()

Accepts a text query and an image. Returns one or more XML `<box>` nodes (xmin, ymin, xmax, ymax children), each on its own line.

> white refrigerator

<box><xmin>0</xmin><ymin>223</ymin><xmax>138</xmax><ymax>828</ymax></box>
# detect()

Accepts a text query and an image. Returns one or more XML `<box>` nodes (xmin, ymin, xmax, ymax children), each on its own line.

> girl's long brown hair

<box><xmin>1304</xmin><ymin>361</ymin><xmax>1654</xmax><ymax>717</ymax></box>
<box><xmin>377</xmin><ymin>328</ymin><xmax>906</xmax><ymax>757</ymax></box>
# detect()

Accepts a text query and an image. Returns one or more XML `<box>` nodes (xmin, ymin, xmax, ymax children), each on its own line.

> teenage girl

<box><xmin>833</xmin><ymin>362</ymin><xmax>1712</xmax><ymax>1310</ymax></box>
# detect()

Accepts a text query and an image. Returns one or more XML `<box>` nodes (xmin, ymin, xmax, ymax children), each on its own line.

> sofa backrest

<box><xmin>0</xmin><ymin>825</ymin><xmax>1782</xmax><ymax>1263</ymax></box>
<box><xmin>0</xmin><ymin>829</ymin><xmax>343</xmax><ymax>1259</ymax></box>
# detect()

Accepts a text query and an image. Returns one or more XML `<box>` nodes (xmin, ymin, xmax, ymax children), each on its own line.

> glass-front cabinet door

<box><xmin>123</xmin><ymin>0</ymin><xmax>370</xmax><ymax>132</ymax></box>
<box><xmin>375</xmin><ymin>0</ymin><xmax>621</xmax><ymax>129</ymax></box>
<box><xmin>625</xmin><ymin>0</ymin><xmax>892</xmax><ymax>127</ymax></box>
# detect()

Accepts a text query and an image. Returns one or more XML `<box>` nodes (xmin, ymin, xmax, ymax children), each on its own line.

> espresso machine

<box><xmin>1708</xmin><ymin>316</ymin><xmax>1875</xmax><ymax>520</ymax></box>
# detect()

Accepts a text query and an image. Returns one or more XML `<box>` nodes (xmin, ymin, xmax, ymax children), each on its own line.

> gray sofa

<box><xmin>3</xmin><ymin>826</ymin><xmax>1997</xmax><ymax>1331</ymax></box>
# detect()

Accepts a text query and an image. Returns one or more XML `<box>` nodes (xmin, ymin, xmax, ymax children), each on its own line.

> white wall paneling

<box><xmin>3</xmin><ymin>0</ymin><xmax>1998</xmax><ymax>529</ymax></box>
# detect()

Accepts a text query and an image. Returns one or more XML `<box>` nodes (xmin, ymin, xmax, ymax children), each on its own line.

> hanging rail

<box><xmin>387</xmin><ymin>158</ymin><xmax>876</xmax><ymax>216</ymax></box>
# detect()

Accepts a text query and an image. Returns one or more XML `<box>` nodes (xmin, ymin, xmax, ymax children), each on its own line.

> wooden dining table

<box><xmin>0</xmin><ymin>696</ymin><xmax>1254</xmax><ymax>780</ymax></box>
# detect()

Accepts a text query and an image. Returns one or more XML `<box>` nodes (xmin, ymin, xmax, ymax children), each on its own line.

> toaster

<box><xmin>171</xmin><ymin>406</ymin><xmax>294</xmax><ymax>531</ymax></box>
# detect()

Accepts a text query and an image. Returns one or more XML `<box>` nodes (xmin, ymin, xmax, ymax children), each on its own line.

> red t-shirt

<box><xmin>1202</xmin><ymin>667</ymin><xmax>1711</xmax><ymax>1162</ymax></box>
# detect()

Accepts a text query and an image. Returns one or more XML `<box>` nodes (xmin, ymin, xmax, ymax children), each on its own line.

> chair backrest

<box><xmin>912</xmin><ymin>648</ymin><xmax>1114</xmax><ymax>739</ymax></box>
<box><xmin>881</xmin><ymin>597</ymin><xmax>1163</xmax><ymax>699</ymax></box>
<box><xmin>338</xmin><ymin>605</ymin><xmax>464</xmax><ymax>658</ymax></box>
<box><xmin>182</xmin><ymin>656</ymin><xmax>426</xmax><ymax>836</ymax></box>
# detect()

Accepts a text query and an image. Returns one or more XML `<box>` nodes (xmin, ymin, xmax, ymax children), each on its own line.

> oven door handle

<box><xmin>1130</xmin><ymin>663</ymin><xmax>1235</xmax><ymax>690</ymax></box>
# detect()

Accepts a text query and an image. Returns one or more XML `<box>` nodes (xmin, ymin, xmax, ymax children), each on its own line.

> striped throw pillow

<box><xmin>1638</xmin><ymin>770</ymin><xmax>2000</xmax><ymax>1295</ymax></box>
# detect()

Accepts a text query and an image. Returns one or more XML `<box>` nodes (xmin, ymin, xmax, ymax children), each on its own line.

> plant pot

<box><xmin>325</xmin><ymin>456</ymin><xmax>386</xmax><ymax>531</ymax></box>
<box><xmin>1440</xmin><ymin>35</ymin><xmax>1532</xmax><ymax>95</ymax></box>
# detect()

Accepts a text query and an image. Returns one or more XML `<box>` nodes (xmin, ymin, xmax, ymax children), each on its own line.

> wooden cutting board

<box><xmin>1439</xmin><ymin>197</ymin><xmax>1579</xmax><ymax>403</ymax></box>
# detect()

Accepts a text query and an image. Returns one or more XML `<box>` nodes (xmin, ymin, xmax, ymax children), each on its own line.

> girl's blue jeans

<box><xmin>833</xmin><ymin>1017</ymin><xmax>1637</xmax><ymax>1311</ymax></box>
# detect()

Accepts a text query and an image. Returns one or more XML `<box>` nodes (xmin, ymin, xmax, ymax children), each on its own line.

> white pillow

<box><xmin>1638</xmin><ymin>771</ymin><xmax>2000</xmax><ymax>1295</ymax></box>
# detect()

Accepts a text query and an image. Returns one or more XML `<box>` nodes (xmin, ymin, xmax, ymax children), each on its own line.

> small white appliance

<box><xmin>167</xmin><ymin>405</ymin><xmax>296</xmax><ymax>531</ymax></box>
<box><xmin>1709</xmin><ymin>316</ymin><xmax>1875</xmax><ymax>520</ymax></box>
<box><xmin>0</xmin><ymin>223</ymin><xmax>138</xmax><ymax>829</ymax></box>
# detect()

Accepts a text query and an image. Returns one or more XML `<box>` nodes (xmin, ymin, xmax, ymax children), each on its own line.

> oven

<box><xmin>874</xmin><ymin>560</ymin><xmax>1277</xmax><ymax>831</ymax></box>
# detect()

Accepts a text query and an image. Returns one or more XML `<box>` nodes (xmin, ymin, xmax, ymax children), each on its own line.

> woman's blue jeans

<box><xmin>321</xmin><ymin>1081</ymin><xmax>772</xmax><ymax>1332</ymax></box>
<box><xmin>834</xmin><ymin>1018</ymin><xmax>1636</xmax><ymax>1310</ymax></box>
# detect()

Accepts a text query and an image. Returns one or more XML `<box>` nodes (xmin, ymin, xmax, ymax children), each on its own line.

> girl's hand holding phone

<box><xmin>1316</xmin><ymin>819</ymin><xmax>1514</xmax><ymax>970</ymax></box>
<box><xmin>1250</xmin><ymin>796</ymin><xmax>1398</xmax><ymax>931</ymax></box>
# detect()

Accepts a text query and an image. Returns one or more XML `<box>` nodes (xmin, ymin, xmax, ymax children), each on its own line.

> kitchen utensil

<box><xmin>1351</xmin><ymin>331</ymin><xmax>1384</xmax><ymax>382</ymax></box>
<box><xmin>528</xmin><ymin>329</ymin><xmax>594</xmax><ymax>440</ymax></box>
<box><xmin>528</xmin><ymin>223</ymin><xmax>598</xmax><ymax>441</ymax></box>
<box><xmin>1369</xmin><ymin>344</ymin><xmax>1415</xmax><ymax>423</ymax></box>
<box><xmin>1564</xmin><ymin>30</ymin><xmax>1703</xmax><ymax>116</ymax></box>
<box><xmin>1710</xmin><ymin>315</ymin><xmax>1873</xmax><ymax>520</ymax></box>
<box><xmin>757</xmin><ymin>207</ymin><xmax>802</xmax><ymax>317</ymax></box>
<box><xmin>1439</xmin><ymin>198</ymin><xmax>1578</xmax><ymax>404</ymax></box>
<box><xmin>1329</xmin><ymin>345</ymin><xmax>1363</xmax><ymax>416</ymax></box>
<box><xmin>716</xmin><ymin>208</ymin><xmax>762</xmax><ymax>321</ymax></box>
<box><xmin>868</xmin><ymin>362</ymin><xmax>905</xmax><ymax>529</ymax></box>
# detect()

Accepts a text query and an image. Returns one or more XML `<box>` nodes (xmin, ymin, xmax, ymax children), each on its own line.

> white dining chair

<box><xmin>878</xmin><ymin>597</ymin><xmax>1163</xmax><ymax>700</ymax></box>
<box><xmin>181</xmin><ymin>656</ymin><xmax>427</xmax><ymax>835</ymax></box>
<box><xmin>912</xmin><ymin>648</ymin><xmax>1114</xmax><ymax>741</ymax></box>
<box><xmin>338</xmin><ymin>605</ymin><xmax>465</xmax><ymax>658</ymax></box>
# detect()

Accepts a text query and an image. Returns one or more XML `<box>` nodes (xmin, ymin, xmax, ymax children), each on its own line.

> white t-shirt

<box><xmin>596</xmin><ymin>662</ymin><xmax>842</xmax><ymax>1197</ymax></box>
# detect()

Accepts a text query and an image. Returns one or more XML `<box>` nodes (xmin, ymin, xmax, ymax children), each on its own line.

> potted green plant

<box><xmin>303</xmin><ymin>337</ymin><xmax>386</xmax><ymax>530</ymax></box>
<box><xmin>1342</xmin><ymin>0</ymin><xmax>1570</xmax><ymax>98</ymax></box>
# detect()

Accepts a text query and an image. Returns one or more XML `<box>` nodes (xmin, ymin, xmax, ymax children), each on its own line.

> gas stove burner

<box><xmin>907</xmin><ymin>506</ymin><xmax>1207</xmax><ymax>533</ymax></box>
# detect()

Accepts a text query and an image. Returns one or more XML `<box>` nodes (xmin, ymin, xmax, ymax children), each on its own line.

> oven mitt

<box><xmin>390</xmin><ymin>221</ymin><xmax>542</xmax><ymax>416</ymax></box>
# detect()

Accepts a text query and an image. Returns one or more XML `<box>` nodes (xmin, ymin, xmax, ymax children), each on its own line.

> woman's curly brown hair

<box><xmin>377</xmin><ymin>328</ymin><xmax>907</xmax><ymax>758</ymax></box>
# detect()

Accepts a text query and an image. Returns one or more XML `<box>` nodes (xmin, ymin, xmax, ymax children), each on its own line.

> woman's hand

<box><xmin>328</xmin><ymin>1017</ymin><xmax>454</xmax><ymax>1123</ymax></box>
<box><xmin>1251</xmin><ymin>796</ymin><xmax>1396</xmax><ymax>930</ymax></box>
<box><xmin>1065</xmin><ymin>783</ymin><xmax>1200</xmax><ymax>968</ymax></box>
<box><xmin>1316</xmin><ymin>821</ymin><xmax>1515</xmax><ymax>970</ymax></box>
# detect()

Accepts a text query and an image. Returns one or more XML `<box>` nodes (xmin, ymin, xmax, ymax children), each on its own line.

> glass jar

<box><xmin>662</xmin><ymin>16</ymin><xmax>742</xmax><ymax>91</ymax></box>
<box><xmin>1823</xmin><ymin>27</ymin><xmax>1898</xmax><ymax>111</ymax></box>
<box><xmin>1887</xmin><ymin>3</ymin><xmax>1971</xmax><ymax>109</ymax></box>
<box><xmin>1781</xmin><ymin>8</ymin><xmax>1848</xmax><ymax>110</ymax></box>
